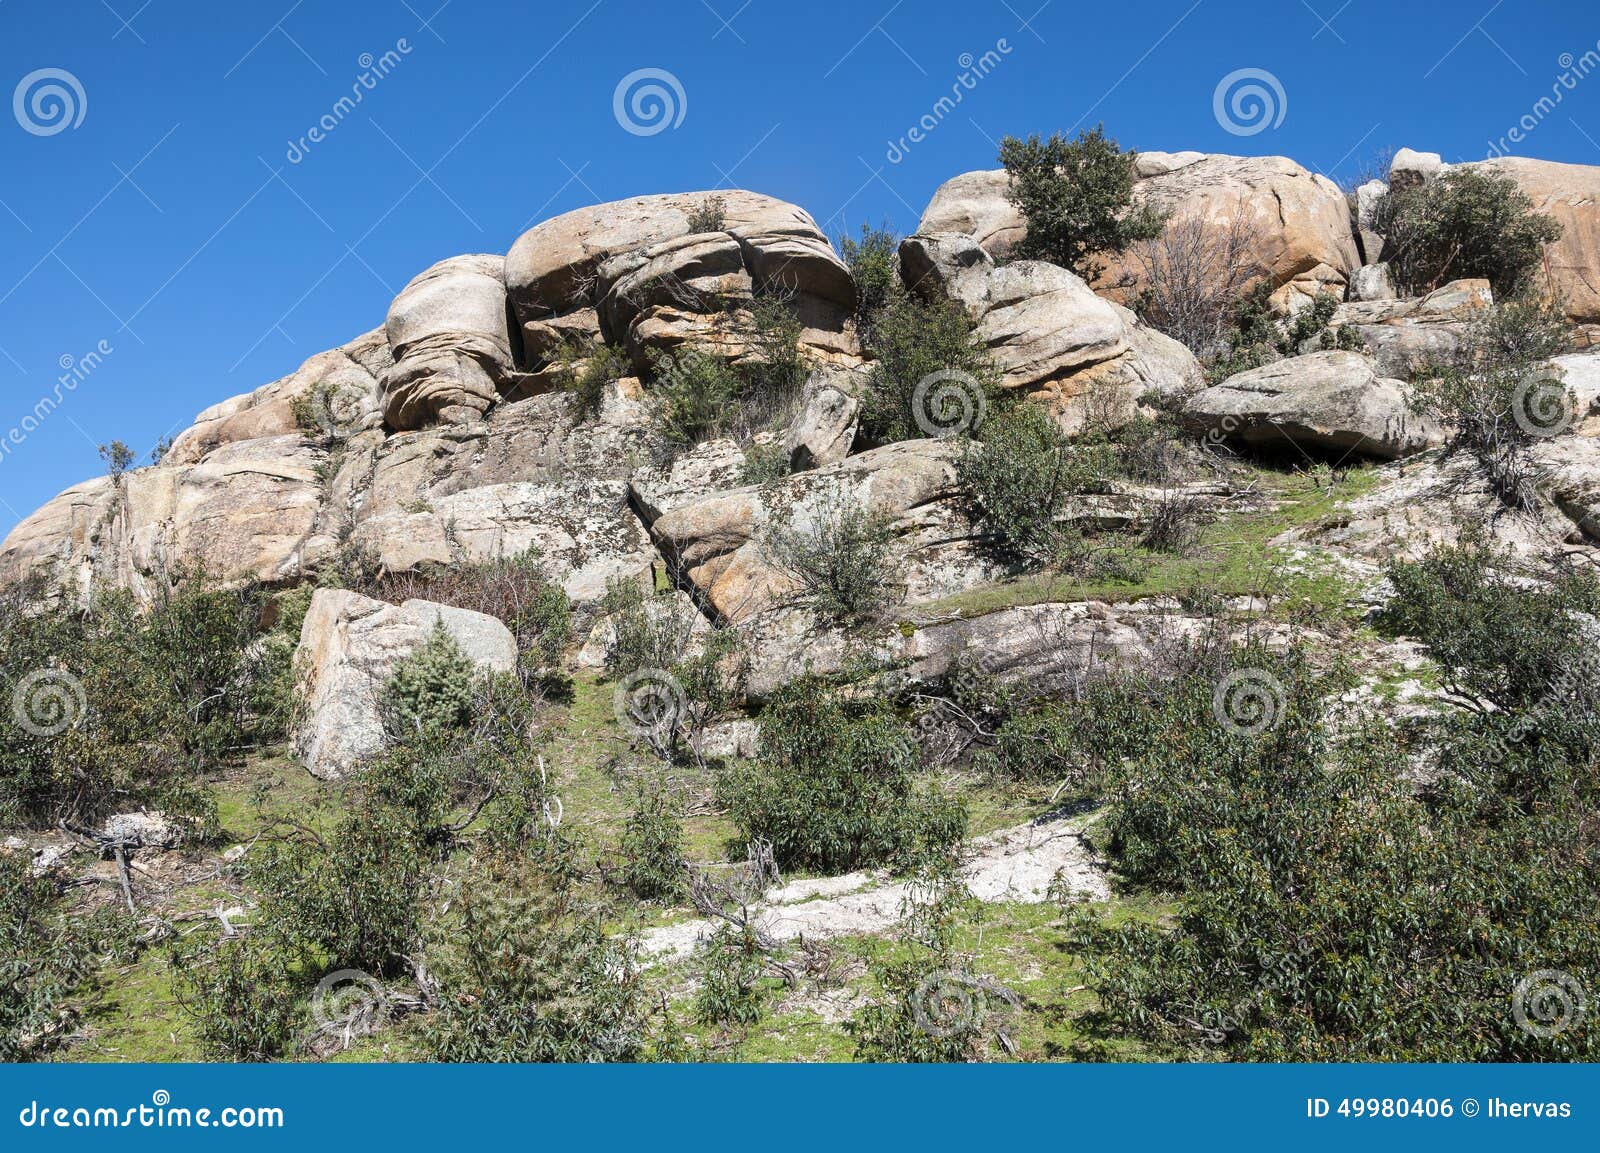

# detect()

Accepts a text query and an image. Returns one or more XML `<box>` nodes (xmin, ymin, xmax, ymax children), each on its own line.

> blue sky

<box><xmin>1</xmin><ymin>0</ymin><xmax>1598</xmax><ymax>534</ymax></box>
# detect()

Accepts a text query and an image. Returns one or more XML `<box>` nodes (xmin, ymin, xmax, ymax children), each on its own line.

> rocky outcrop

<box><xmin>380</xmin><ymin>255</ymin><xmax>522</xmax><ymax>431</ymax></box>
<box><xmin>504</xmin><ymin>190</ymin><xmax>858</xmax><ymax>373</ymax></box>
<box><xmin>1183</xmin><ymin>350</ymin><xmax>1442</xmax><ymax>461</ymax></box>
<box><xmin>649</xmin><ymin>439</ymin><xmax>1005</xmax><ymax>624</ymax></box>
<box><xmin>1472</xmin><ymin>157</ymin><xmax>1600</xmax><ymax>326</ymax></box>
<box><xmin>292</xmin><ymin>589</ymin><xmax>517</xmax><ymax>779</ymax></box>
<box><xmin>899</xmin><ymin>233</ymin><xmax>1202</xmax><ymax>428</ymax></box>
<box><xmin>917</xmin><ymin>153</ymin><xmax>1361</xmax><ymax>312</ymax></box>
<box><xmin>784</xmin><ymin>368</ymin><xmax>863</xmax><ymax>470</ymax></box>
<box><xmin>1328</xmin><ymin>279</ymin><xmax>1492</xmax><ymax>376</ymax></box>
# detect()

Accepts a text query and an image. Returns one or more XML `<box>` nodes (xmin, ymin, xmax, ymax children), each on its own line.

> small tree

<box><xmin>380</xmin><ymin>621</ymin><xmax>477</xmax><ymax>742</ymax></box>
<box><xmin>1371</xmin><ymin>167</ymin><xmax>1563</xmax><ymax>298</ymax></box>
<box><xmin>858</xmin><ymin>292</ymin><xmax>999</xmax><ymax>444</ymax></box>
<box><xmin>759</xmin><ymin>494</ymin><xmax>903</xmax><ymax>626</ymax></box>
<box><xmin>998</xmin><ymin>126</ymin><xmax>1166</xmax><ymax>284</ymax></box>
<box><xmin>839</xmin><ymin>223</ymin><xmax>900</xmax><ymax>327</ymax></box>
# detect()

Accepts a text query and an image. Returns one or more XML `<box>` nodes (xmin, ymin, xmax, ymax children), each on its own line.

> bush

<box><xmin>758</xmin><ymin>495</ymin><xmax>902</xmax><ymax>626</ymax></box>
<box><xmin>998</xmin><ymin>126</ymin><xmax>1165</xmax><ymax>285</ymax></box>
<box><xmin>1207</xmin><ymin>284</ymin><xmax>1361</xmax><ymax>382</ymax></box>
<box><xmin>695</xmin><ymin>927</ymin><xmax>767</xmax><ymax>1025</ymax></box>
<box><xmin>1</xmin><ymin>853</ymin><xmax>126</xmax><ymax>1060</ymax></box>
<box><xmin>649</xmin><ymin>348</ymin><xmax>745</xmax><ymax>447</ymax></box>
<box><xmin>422</xmin><ymin>868</ymin><xmax>653</xmax><ymax>1062</ymax></box>
<box><xmin>1066</xmin><ymin>601</ymin><xmax>1600</xmax><ymax>1061</ymax></box>
<box><xmin>1405</xmin><ymin>296</ymin><xmax>1574</xmax><ymax>508</ymax></box>
<box><xmin>859</xmin><ymin>291</ymin><xmax>999</xmax><ymax>444</ymax></box>
<box><xmin>171</xmin><ymin>936</ymin><xmax>302</xmax><ymax>1062</ymax></box>
<box><xmin>717</xmin><ymin>677</ymin><xmax>967</xmax><ymax>873</ymax></box>
<box><xmin>685</xmin><ymin>195</ymin><xmax>727</xmax><ymax>234</ymax></box>
<box><xmin>1371</xmin><ymin>167</ymin><xmax>1563</xmax><ymax>298</ymax></box>
<box><xmin>618</xmin><ymin>778</ymin><xmax>686</xmax><ymax>901</ymax></box>
<box><xmin>839</xmin><ymin>223</ymin><xmax>900</xmax><ymax>326</ymax></box>
<box><xmin>555</xmin><ymin>341</ymin><xmax>630</xmax><ymax>416</ymax></box>
<box><xmin>380</xmin><ymin>622</ymin><xmax>477</xmax><ymax>742</ymax></box>
<box><xmin>957</xmin><ymin>403</ymin><xmax>1116</xmax><ymax>565</ymax></box>
<box><xmin>1130</xmin><ymin>209</ymin><xmax>1263</xmax><ymax>358</ymax></box>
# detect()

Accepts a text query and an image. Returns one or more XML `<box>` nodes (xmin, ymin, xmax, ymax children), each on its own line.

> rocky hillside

<box><xmin>5</xmin><ymin>141</ymin><xmax>1599</xmax><ymax>1063</ymax></box>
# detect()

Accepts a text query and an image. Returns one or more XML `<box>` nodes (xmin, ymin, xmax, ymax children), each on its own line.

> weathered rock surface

<box><xmin>504</xmin><ymin>190</ymin><xmax>857</xmax><ymax>372</ymax></box>
<box><xmin>1472</xmin><ymin>157</ymin><xmax>1600</xmax><ymax>326</ymax></box>
<box><xmin>784</xmin><ymin>368</ymin><xmax>863</xmax><ymax>470</ymax></box>
<box><xmin>649</xmin><ymin>439</ymin><xmax>1005</xmax><ymax>624</ymax></box>
<box><xmin>918</xmin><ymin>153</ymin><xmax>1361</xmax><ymax>311</ymax></box>
<box><xmin>1347</xmin><ymin>263</ymin><xmax>1396</xmax><ymax>303</ymax></box>
<box><xmin>1183</xmin><ymin>350</ymin><xmax>1441</xmax><ymax>460</ymax></box>
<box><xmin>380</xmin><ymin>255</ymin><xmax>521</xmax><ymax>431</ymax></box>
<box><xmin>292</xmin><ymin>589</ymin><xmax>516</xmax><ymax>778</ymax></box>
<box><xmin>1328</xmin><ymin>278</ymin><xmax>1492</xmax><ymax>376</ymax></box>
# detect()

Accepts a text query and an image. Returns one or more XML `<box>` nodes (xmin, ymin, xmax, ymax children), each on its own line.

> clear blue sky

<box><xmin>2</xmin><ymin>0</ymin><xmax>1597</xmax><ymax>534</ymax></box>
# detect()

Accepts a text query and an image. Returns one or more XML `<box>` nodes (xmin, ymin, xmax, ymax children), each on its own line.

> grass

<box><xmin>911</xmin><ymin>463</ymin><xmax>1380</xmax><ymax>626</ymax></box>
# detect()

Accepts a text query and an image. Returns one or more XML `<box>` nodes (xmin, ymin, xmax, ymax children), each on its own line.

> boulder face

<box><xmin>899</xmin><ymin>233</ymin><xmax>1202</xmax><ymax>428</ymax></box>
<box><xmin>1472</xmin><ymin>157</ymin><xmax>1600</xmax><ymax>326</ymax></box>
<box><xmin>1328</xmin><ymin>278</ymin><xmax>1493</xmax><ymax>377</ymax></box>
<box><xmin>1182</xmin><ymin>350</ymin><xmax>1442</xmax><ymax>461</ymax></box>
<box><xmin>380</xmin><ymin>255</ymin><xmax>520</xmax><ymax>431</ymax></box>
<box><xmin>292</xmin><ymin>589</ymin><xmax>517</xmax><ymax>779</ymax></box>
<box><xmin>503</xmin><ymin>190</ymin><xmax>858</xmax><ymax>372</ymax></box>
<box><xmin>916</xmin><ymin>153</ymin><xmax>1361</xmax><ymax>311</ymax></box>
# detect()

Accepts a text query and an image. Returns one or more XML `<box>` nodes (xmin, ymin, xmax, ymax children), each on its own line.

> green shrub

<box><xmin>618</xmin><ymin>778</ymin><xmax>686</xmax><ymax>901</ymax></box>
<box><xmin>556</xmin><ymin>341</ymin><xmax>630</xmax><ymax>416</ymax></box>
<box><xmin>380</xmin><ymin>622</ymin><xmax>477</xmax><ymax>742</ymax></box>
<box><xmin>423</xmin><ymin>868</ymin><xmax>652</xmax><ymax>1062</ymax></box>
<box><xmin>737</xmin><ymin>441</ymin><xmax>791</xmax><ymax>486</ymax></box>
<box><xmin>998</xmin><ymin>126</ymin><xmax>1165</xmax><ymax>284</ymax></box>
<box><xmin>649</xmin><ymin>348</ymin><xmax>745</xmax><ymax>447</ymax></box>
<box><xmin>1371</xmin><ymin>168</ymin><xmax>1563</xmax><ymax>298</ymax></box>
<box><xmin>695</xmin><ymin>926</ymin><xmax>767</xmax><ymax>1026</ymax></box>
<box><xmin>171</xmin><ymin>936</ymin><xmax>303</xmax><ymax>1062</ymax></box>
<box><xmin>1207</xmin><ymin>284</ymin><xmax>1360</xmax><ymax>382</ymax></box>
<box><xmin>758</xmin><ymin>495</ymin><xmax>902</xmax><ymax>626</ymax></box>
<box><xmin>717</xmin><ymin>677</ymin><xmax>966</xmax><ymax>873</ymax></box>
<box><xmin>1405</xmin><ymin>296</ymin><xmax>1574</xmax><ymax>508</ymax></box>
<box><xmin>839</xmin><ymin>223</ymin><xmax>900</xmax><ymax>325</ymax></box>
<box><xmin>859</xmin><ymin>292</ymin><xmax>999</xmax><ymax>444</ymax></box>
<box><xmin>957</xmin><ymin>403</ymin><xmax>1116</xmax><ymax>565</ymax></box>
<box><xmin>685</xmin><ymin>195</ymin><xmax>728</xmax><ymax>234</ymax></box>
<box><xmin>1</xmin><ymin>853</ymin><xmax>126</xmax><ymax>1060</ymax></box>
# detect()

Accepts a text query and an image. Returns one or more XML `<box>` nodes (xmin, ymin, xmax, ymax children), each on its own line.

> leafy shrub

<box><xmin>685</xmin><ymin>195</ymin><xmax>728</xmax><ymax>234</ymax></box>
<box><xmin>1405</xmin><ymin>296</ymin><xmax>1573</xmax><ymax>508</ymax></box>
<box><xmin>599</xmin><ymin>578</ymin><xmax>698</xmax><ymax>678</ymax></box>
<box><xmin>1</xmin><ymin>853</ymin><xmax>126</xmax><ymax>1060</ymax></box>
<box><xmin>423</xmin><ymin>868</ymin><xmax>653</xmax><ymax>1062</ymax></box>
<box><xmin>957</xmin><ymin>403</ymin><xmax>1116</xmax><ymax>565</ymax></box>
<box><xmin>555</xmin><ymin>341</ymin><xmax>630</xmax><ymax>416</ymax></box>
<box><xmin>737</xmin><ymin>441</ymin><xmax>791</xmax><ymax>486</ymax></box>
<box><xmin>839</xmin><ymin>223</ymin><xmax>900</xmax><ymax>325</ymax></box>
<box><xmin>758</xmin><ymin>495</ymin><xmax>902</xmax><ymax>626</ymax></box>
<box><xmin>717</xmin><ymin>677</ymin><xmax>967</xmax><ymax>873</ymax></box>
<box><xmin>649</xmin><ymin>348</ymin><xmax>745</xmax><ymax>447</ymax></box>
<box><xmin>998</xmin><ymin>126</ymin><xmax>1165</xmax><ymax>284</ymax></box>
<box><xmin>695</xmin><ymin>926</ymin><xmax>767</xmax><ymax>1025</ymax></box>
<box><xmin>859</xmin><ymin>291</ymin><xmax>999</xmax><ymax>444</ymax></box>
<box><xmin>380</xmin><ymin>622</ymin><xmax>476</xmax><ymax>742</ymax></box>
<box><xmin>618</xmin><ymin>778</ymin><xmax>686</xmax><ymax>901</ymax></box>
<box><xmin>1207</xmin><ymin>284</ymin><xmax>1360</xmax><ymax>382</ymax></box>
<box><xmin>171</xmin><ymin>936</ymin><xmax>302</xmax><ymax>1062</ymax></box>
<box><xmin>1371</xmin><ymin>167</ymin><xmax>1563</xmax><ymax>298</ymax></box>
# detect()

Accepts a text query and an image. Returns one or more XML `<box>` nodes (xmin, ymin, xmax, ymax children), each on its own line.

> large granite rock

<box><xmin>379</xmin><ymin>255</ymin><xmax>521</xmax><ymax>431</ymax></box>
<box><xmin>1328</xmin><ymin>278</ymin><xmax>1493</xmax><ymax>376</ymax></box>
<box><xmin>916</xmin><ymin>153</ymin><xmax>1361</xmax><ymax>312</ymax></box>
<box><xmin>1183</xmin><ymin>350</ymin><xmax>1442</xmax><ymax>461</ymax></box>
<box><xmin>292</xmin><ymin>589</ymin><xmax>517</xmax><ymax>779</ymax></box>
<box><xmin>1471</xmin><ymin>157</ymin><xmax>1600</xmax><ymax>326</ymax></box>
<box><xmin>504</xmin><ymin>190</ymin><xmax>858</xmax><ymax>373</ymax></box>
